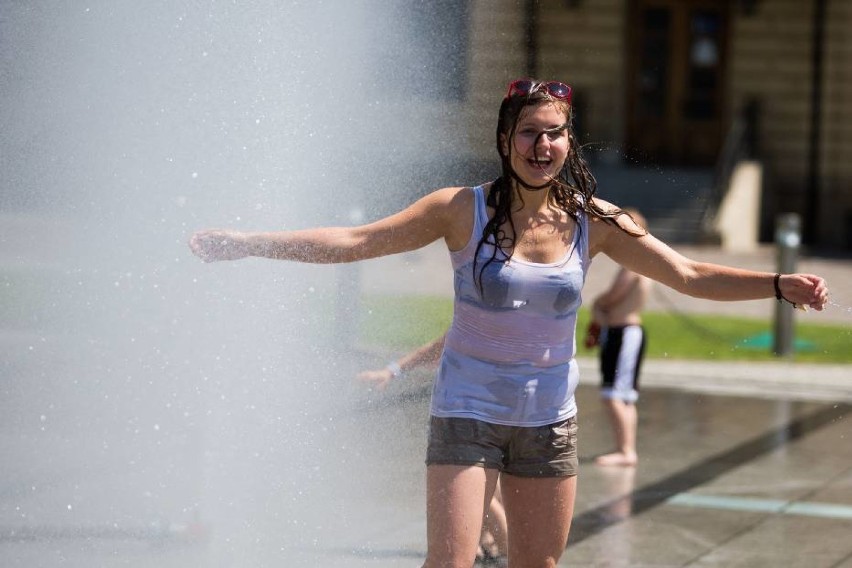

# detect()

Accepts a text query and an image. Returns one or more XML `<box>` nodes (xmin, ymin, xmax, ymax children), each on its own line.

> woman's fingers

<box><xmin>188</xmin><ymin>230</ymin><xmax>247</xmax><ymax>262</ymax></box>
<box><xmin>784</xmin><ymin>274</ymin><xmax>829</xmax><ymax>311</ymax></box>
<box><xmin>805</xmin><ymin>275</ymin><xmax>829</xmax><ymax>310</ymax></box>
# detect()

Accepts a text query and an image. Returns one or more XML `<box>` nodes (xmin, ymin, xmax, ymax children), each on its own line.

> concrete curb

<box><xmin>576</xmin><ymin>357</ymin><xmax>852</xmax><ymax>403</ymax></box>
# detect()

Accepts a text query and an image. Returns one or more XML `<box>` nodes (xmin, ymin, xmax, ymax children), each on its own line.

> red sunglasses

<box><xmin>505</xmin><ymin>79</ymin><xmax>573</xmax><ymax>103</ymax></box>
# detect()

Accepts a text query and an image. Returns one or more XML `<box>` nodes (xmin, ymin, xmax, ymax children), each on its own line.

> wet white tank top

<box><xmin>430</xmin><ymin>185</ymin><xmax>592</xmax><ymax>426</ymax></box>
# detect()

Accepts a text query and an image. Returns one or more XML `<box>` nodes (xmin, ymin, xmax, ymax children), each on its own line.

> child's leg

<box><xmin>595</xmin><ymin>398</ymin><xmax>638</xmax><ymax>466</ymax></box>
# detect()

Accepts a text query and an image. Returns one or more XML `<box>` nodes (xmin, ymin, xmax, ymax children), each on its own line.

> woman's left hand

<box><xmin>779</xmin><ymin>274</ymin><xmax>829</xmax><ymax>310</ymax></box>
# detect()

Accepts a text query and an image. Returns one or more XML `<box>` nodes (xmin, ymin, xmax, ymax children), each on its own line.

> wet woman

<box><xmin>189</xmin><ymin>79</ymin><xmax>829</xmax><ymax>567</ymax></box>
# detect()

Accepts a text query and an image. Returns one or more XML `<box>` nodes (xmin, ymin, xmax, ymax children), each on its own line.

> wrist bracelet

<box><xmin>385</xmin><ymin>361</ymin><xmax>402</xmax><ymax>379</ymax></box>
<box><xmin>774</xmin><ymin>272</ymin><xmax>807</xmax><ymax>310</ymax></box>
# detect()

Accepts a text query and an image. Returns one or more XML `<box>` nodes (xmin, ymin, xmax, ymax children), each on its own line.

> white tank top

<box><xmin>430</xmin><ymin>185</ymin><xmax>592</xmax><ymax>426</ymax></box>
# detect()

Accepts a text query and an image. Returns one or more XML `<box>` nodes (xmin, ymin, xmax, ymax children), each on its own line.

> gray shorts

<box><xmin>426</xmin><ymin>415</ymin><xmax>579</xmax><ymax>478</ymax></box>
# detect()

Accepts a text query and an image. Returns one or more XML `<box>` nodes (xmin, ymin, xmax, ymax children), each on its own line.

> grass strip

<box><xmin>358</xmin><ymin>295</ymin><xmax>852</xmax><ymax>364</ymax></box>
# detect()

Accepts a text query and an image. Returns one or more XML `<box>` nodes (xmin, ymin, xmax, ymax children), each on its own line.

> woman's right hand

<box><xmin>189</xmin><ymin>229</ymin><xmax>251</xmax><ymax>262</ymax></box>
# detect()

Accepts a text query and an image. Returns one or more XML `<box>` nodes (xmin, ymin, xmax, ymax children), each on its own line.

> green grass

<box><xmin>359</xmin><ymin>295</ymin><xmax>455</xmax><ymax>350</ymax></box>
<box><xmin>358</xmin><ymin>294</ymin><xmax>852</xmax><ymax>364</ymax></box>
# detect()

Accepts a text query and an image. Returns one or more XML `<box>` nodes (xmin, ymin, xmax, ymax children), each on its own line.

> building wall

<box><xmin>465</xmin><ymin>0</ymin><xmax>527</xmax><ymax>158</ymax></box>
<box><xmin>728</xmin><ymin>0</ymin><xmax>813</xmax><ymax>244</ymax></box>
<box><xmin>537</xmin><ymin>1</ymin><xmax>626</xmax><ymax>156</ymax></box>
<box><xmin>464</xmin><ymin>0</ymin><xmax>627</xmax><ymax>161</ymax></box>
<box><xmin>462</xmin><ymin>0</ymin><xmax>851</xmax><ymax>247</ymax></box>
<box><xmin>729</xmin><ymin>0</ymin><xmax>851</xmax><ymax>247</ymax></box>
<box><xmin>822</xmin><ymin>0</ymin><xmax>852</xmax><ymax>246</ymax></box>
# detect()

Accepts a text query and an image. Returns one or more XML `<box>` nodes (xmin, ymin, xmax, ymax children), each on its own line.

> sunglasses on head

<box><xmin>505</xmin><ymin>79</ymin><xmax>573</xmax><ymax>103</ymax></box>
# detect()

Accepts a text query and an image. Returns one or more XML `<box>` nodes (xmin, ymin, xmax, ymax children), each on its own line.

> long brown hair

<box><xmin>473</xmin><ymin>84</ymin><xmax>641</xmax><ymax>293</ymax></box>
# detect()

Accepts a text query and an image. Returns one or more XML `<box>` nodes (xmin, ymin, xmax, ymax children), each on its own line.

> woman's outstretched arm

<box><xmin>189</xmin><ymin>186</ymin><xmax>473</xmax><ymax>264</ymax></box>
<box><xmin>589</xmin><ymin>201</ymin><xmax>829</xmax><ymax>310</ymax></box>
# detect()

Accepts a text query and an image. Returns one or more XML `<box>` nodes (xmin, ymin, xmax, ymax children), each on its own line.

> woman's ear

<box><xmin>499</xmin><ymin>133</ymin><xmax>509</xmax><ymax>157</ymax></box>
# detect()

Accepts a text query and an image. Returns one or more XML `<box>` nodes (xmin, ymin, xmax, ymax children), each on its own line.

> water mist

<box><xmin>1</xmin><ymin>2</ymin><xmax>469</xmax><ymax>566</ymax></box>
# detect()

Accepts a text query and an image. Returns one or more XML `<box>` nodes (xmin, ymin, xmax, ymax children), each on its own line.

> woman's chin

<box><xmin>517</xmin><ymin>173</ymin><xmax>556</xmax><ymax>189</ymax></box>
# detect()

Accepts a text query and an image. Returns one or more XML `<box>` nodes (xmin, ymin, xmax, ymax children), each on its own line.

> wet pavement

<box><xmin>300</xmin><ymin>375</ymin><xmax>852</xmax><ymax>568</ymax></box>
<box><xmin>2</xmin><ymin>218</ymin><xmax>851</xmax><ymax>567</ymax></box>
<box><xmin>6</xmin><ymin>367</ymin><xmax>848</xmax><ymax>567</ymax></box>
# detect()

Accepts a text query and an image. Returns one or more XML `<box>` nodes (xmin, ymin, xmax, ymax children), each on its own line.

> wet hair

<box><xmin>472</xmin><ymin>83</ymin><xmax>644</xmax><ymax>293</ymax></box>
<box><xmin>622</xmin><ymin>207</ymin><xmax>648</xmax><ymax>231</ymax></box>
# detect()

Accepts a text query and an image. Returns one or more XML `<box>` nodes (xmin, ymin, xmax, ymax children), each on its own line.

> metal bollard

<box><xmin>773</xmin><ymin>213</ymin><xmax>801</xmax><ymax>357</ymax></box>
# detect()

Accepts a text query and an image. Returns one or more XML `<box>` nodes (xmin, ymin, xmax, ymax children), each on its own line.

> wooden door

<box><xmin>626</xmin><ymin>0</ymin><xmax>729</xmax><ymax>165</ymax></box>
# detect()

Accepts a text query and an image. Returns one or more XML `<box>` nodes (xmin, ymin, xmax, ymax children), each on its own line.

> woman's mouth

<box><xmin>527</xmin><ymin>157</ymin><xmax>552</xmax><ymax>169</ymax></box>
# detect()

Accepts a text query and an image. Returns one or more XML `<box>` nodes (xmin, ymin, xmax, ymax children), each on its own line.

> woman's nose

<box><xmin>534</xmin><ymin>132</ymin><xmax>550</xmax><ymax>150</ymax></box>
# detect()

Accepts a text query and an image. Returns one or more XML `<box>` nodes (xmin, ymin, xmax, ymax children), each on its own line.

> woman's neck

<box><xmin>511</xmin><ymin>182</ymin><xmax>552</xmax><ymax>214</ymax></box>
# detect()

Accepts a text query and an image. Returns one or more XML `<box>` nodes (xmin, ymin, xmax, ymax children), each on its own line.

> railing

<box><xmin>700</xmin><ymin>100</ymin><xmax>760</xmax><ymax>238</ymax></box>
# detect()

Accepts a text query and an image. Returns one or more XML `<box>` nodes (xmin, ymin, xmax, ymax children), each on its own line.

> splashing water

<box><xmin>826</xmin><ymin>300</ymin><xmax>852</xmax><ymax>316</ymax></box>
<box><xmin>1</xmin><ymin>2</ymin><xmax>469</xmax><ymax>566</ymax></box>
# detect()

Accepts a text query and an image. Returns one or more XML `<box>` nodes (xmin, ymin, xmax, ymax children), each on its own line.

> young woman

<box><xmin>189</xmin><ymin>79</ymin><xmax>829</xmax><ymax>567</ymax></box>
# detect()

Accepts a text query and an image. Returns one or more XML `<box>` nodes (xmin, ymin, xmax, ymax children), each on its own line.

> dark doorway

<box><xmin>626</xmin><ymin>0</ymin><xmax>730</xmax><ymax>165</ymax></box>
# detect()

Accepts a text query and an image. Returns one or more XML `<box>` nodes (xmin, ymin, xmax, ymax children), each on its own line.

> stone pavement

<box><xmin>574</xmin><ymin>357</ymin><xmax>852</xmax><ymax>403</ymax></box>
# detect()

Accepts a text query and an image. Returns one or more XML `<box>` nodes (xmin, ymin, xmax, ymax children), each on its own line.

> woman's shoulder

<box><xmin>585</xmin><ymin>197</ymin><xmax>626</xmax><ymax>255</ymax></box>
<box><xmin>441</xmin><ymin>183</ymin><xmax>491</xmax><ymax>197</ymax></box>
<box><xmin>424</xmin><ymin>185</ymin><xmax>483</xmax><ymax>211</ymax></box>
<box><xmin>425</xmin><ymin>185</ymin><xmax>483</xmax><ymax>251</ymax></box>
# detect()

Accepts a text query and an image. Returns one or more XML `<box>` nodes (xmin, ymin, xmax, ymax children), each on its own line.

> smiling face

<box><xmin>502</xmin><ymin>101</ymin><xmax>571</xmax><ymax>189</ymax></box>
